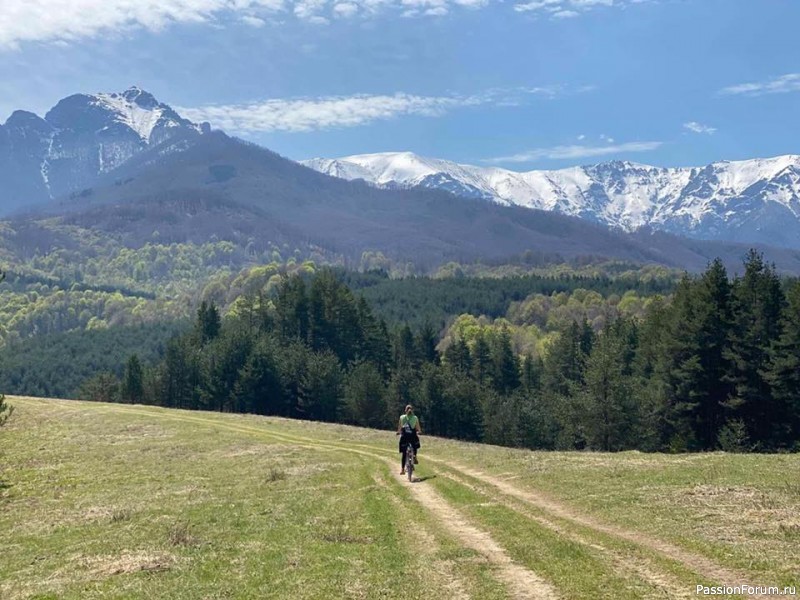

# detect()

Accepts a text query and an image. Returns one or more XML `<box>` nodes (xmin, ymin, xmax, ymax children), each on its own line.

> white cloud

<box><xmin>179</xmin><ymin>85</ymin><xmax>585</xmax><ymax>133</ymax></box>
<box><xmin>332</xmin><ymin>2</ymin><xmax>360</xmax><ymax>16</ymax></box>
<box><xmin>514</xmin><ymin>0</ymin><xmax>644</xmax><ymax>18</ymax></box>
<box><xmin>484</xmin><ymin>140</ymin><xmax>662</xmax><ymax>163</ymax></box>
<box><xmin>181</xmin><ymin>93</ymin><xmax>466</xmax><ymax>132</ymax></box>
<box><xmin>241</xmin><ymin>14</ymin><xmax>267</xmax><ymax>26</ymax></box>
<box><xmin>720</xmin><ymin>73</ymin><xmax>800</xmax><ymax>97</ymax></box>
<box><xmin>0</xmin><ymin>0</ymin><xmax>500</xmax><ymax>47</ymax></box>
<box><xmin>0</xmin><ymin>0</ymin><xmax>283</xmax><ymax>49</ymax></box>
<box><xmin>683</xmin><ymin>121</ymin><xmax>716</xmax><ymax>135</ymax></box>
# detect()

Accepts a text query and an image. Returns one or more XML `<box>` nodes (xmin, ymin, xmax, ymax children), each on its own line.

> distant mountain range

<box><xmin>304</xmin><ymin>152</ymin><xmax>800</xmax><ymax>249</ymax></box>
<box><xmin>2</xmin><ymin>88</ymin><xmax>800</xmax><ymax>274</ymax></box>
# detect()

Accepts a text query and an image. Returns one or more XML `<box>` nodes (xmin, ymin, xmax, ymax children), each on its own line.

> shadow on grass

<box><xmin>413</xmin><ymin>475</ymin><xmax>436</xmax><ymax>483</ymax></box>
<box><xmin>0</xmin><ymin>480</ymin><xmax>12</xmax><ymax>490</ymax></box>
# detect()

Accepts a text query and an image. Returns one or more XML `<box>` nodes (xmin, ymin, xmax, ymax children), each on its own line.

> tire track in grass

<box><xmin>426</xmin><ymin>458</ymin><xmax>764</xmax><ymax>598</ymax></box>
<box><xmin>434</xmin><ymin>468</ymin><xmax>693</xmax><ymax>599</ymax></box>
<box><xmin>16</xmin><ymin>399</ymin><xmax>558</xmax><ymax>600</ymax></box>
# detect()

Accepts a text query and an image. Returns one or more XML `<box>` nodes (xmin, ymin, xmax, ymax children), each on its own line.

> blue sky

<box><xmin>1</xmin><ymin>0</ymin><xmax>798</xmax><ymax>170</ymax></box>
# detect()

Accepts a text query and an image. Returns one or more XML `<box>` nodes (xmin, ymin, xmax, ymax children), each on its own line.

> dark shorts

<box><xmin>399</xmin><ymin>431</ymin><xmax>420</xmax><ymax>454</ymax></box>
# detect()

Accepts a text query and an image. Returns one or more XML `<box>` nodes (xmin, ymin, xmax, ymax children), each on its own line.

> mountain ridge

<box><xmin>303</xmin><ymin>152</ymin><xmax>800</xmax><ymax>248</ymax></box>
<box><xmin>0</xmin><ymin>86</ymin><xmax>206</xmax><ymax>214</ymax></box>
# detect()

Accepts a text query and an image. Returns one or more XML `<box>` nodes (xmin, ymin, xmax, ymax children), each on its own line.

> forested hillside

<box><xmin>58</xmin><ymin>252</ymin><xmax>800</xmax><ymax>453</ymax></box>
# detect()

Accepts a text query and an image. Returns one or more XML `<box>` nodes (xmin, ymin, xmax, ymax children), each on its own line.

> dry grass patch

<box><xmin>83</xmin><ymin>550</ymin><xmax>177</xmax><ymax>576</ymax></box>
<box><xmin>167</xmin><ymin>521</ymin><xmax>200</xmax><ymax>547</ymax></box>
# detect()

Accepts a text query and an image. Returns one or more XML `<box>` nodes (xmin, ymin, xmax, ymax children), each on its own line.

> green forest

<box><xmin>54</xmin><ymin>251</ymin><xmax>800</xmax><ymax>453</ymax></box>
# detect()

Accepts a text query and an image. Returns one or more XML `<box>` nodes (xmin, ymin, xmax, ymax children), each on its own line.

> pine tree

<box><xmin>540</xmin><ymin>320</ymin><xmax>593</xmax><ymax>449</ymax></box>
<box><xmin>298</xmin><ymin>350</ymin><xmax>342</xmax><ymax>422</ymax></box>
<box><xmin>342</xmin><ymin>361</ymin><xmax>387</xmax><ymax>428</ymax></box>
<box><xmin>79</xmin><ymin>372</ymin><xmax>120</xmax><ymax>404</ymax></box>
<box><xmin>0</xmin><ymin>393</ymin><xmax>13</xmax><ymax>427</ymax></box>
<box><xmin>415</xmin><ymin>323</ymin><xmax>439</xmax><ymax>365</ymax></box>
<box><xmin>121</xmin><ymin>354</ymin><xmax>144</xmax><ymax>404</ymax></box>
<box><xmin>232</xmin><ymin>335</ymin><xmax>286</xmax><ymax>415</ymax></box>
<box><xmin>521</xmin><ymin>353</ymin><xmax>543</xmax><ymax>393</ymax></box>
<box><xmin>724</xmin><ymin>250</ymin><xmax>785</xmax><ymax>447</ymax></box>
<box><xmin>443</xmin><ymin>338</ymin><xmax>472</xmax><ymax>374</ymax></box>
<box><xmin>581</xmin><ymin>324</ymin><xmax>639</xmax><ymax>451</ymax></box>
<box><xmin>490</xmin><ymin>325</ymin><xmax>521</xmax><ymax>394</ymax></box>
<box><xmin>195</xmin><ymin>300</ymin><xmax>221</xmax><ymax>344</ymax></box>
<box><xmin>657</xmin><ymin>261</ymin><xmax>734</xmax><ymax>449</ymax></box>
<box><xmin>470</xmin><ymin>332</ymin><xmax>492</xmax><ymax>384</ymax></box>
<box><xmin>763</xmin><ymin>280</ymin><xmax>800</xmax><ymax>447</ymax></box>
<box><xmin>415</xmin><ymin>364</ymin><xmax>445</xmax><ymax>435</ymax></box>
<box><xmin>541</xmin><ymin>321</ymin><xmax>589</xmax><ymax>397</ymax></box>
<box><xmin>440</xmin><ymin>365</ymin><xmax>483</xmax><ymax>441</ymax></box>
<box><xmin>274</xmin><ymin>276</ymin><xmax>309</xmax><ymax>342</ymax></box>
<box><xmin>393</xmin><ymin>325</ymin><xmax>417</xmax><ymax>369</ymax></box>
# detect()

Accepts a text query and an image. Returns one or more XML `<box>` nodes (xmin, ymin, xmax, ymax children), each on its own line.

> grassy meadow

<box><xmin>1</xmin><ymin>396</ymin><xmax>798</xmax><ymax>599</ymax></box>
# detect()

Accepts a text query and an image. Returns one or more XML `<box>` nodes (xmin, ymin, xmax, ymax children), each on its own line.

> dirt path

<box><xmin>430</xmin><ymin>458</ymin><xmax>767</xmax><ymax>597</ymax></box>
<box><xmin>435</xmin><ymin>469</ymin><xmax>693</xmax><ymax>599</ymax></box>
<box><xmin>386</xmin><ymin>466</ymin><xmax>559</xmax><ymax>600</ymax></box>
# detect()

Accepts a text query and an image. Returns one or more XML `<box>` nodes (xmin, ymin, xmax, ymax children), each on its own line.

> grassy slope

<box><xmin>2</xmin><ymin>397</ymin><xmax>798</xmax><ymax>599</ymax></box>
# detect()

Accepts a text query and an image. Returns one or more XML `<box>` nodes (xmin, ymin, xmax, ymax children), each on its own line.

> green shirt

<box><xmin>400</xmin><ymin>414</ymin><xmax>419</xmax><ymax>430</ymax></box>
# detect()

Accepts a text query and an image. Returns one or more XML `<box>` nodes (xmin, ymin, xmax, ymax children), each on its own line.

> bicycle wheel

<box><xmin>406</xmin><ymin>447</ymin><xmax>414</xmax><ymax>482</ymax></box>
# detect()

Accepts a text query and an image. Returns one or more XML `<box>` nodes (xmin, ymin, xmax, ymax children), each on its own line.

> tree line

<box><xmin>79</xmin><ymin>252</ymin><xmax>800</xmax><ymax>452</ymax></box>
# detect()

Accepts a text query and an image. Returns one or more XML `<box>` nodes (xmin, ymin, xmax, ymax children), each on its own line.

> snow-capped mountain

<box><xmin>303</xmin><ymin>152</ymin><xmax>800</xmax><ymax>249</ymax></box>
<box><xmin>0</xmin><ymin>87</ymin><xmax>206</xmax><ymax>213</ymax></box>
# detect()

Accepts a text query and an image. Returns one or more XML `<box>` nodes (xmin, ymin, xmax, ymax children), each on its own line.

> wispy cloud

<box><xmin>180</xmin><ymin>86</ymin><xmax>587</xmax><ymax>133</ymax></box>
<box><xmin>720</xmin><ymin>73</ymin><xmax>800</xmax><ymax>97</ymax></box>
<box><xmin>181</xmin><ymin>93</ymin><xmax>464</xmax><ymax>133</ymax></box>
<box><xmin>683</xmin><ymin>121</ymin><xmax>716</xmax><ymax>135</ymax></box>
<box><xmin>484</xmin><ymin>140</ymin><xmax>662</xmax><ymax>163</ymax></box>
<box><xmin>0</xmin><ymin>0</ymin><xmax>490</xmax><ymax>48</ymax></box>
<box><xmin>514</xmin><ymin>0</ymin><xmax>647</xmax><ymax>18</ymax></box>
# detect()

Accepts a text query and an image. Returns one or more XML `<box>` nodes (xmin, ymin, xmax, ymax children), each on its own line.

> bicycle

<box><xmin>404</xmin><ymin>441</ymin><xmax>415</xmax><ymax>482</ymax></box>
<box><xmin>397</xmin><ymin>429</ymin><xmax>418</xmax><ymax>482</ymax></box>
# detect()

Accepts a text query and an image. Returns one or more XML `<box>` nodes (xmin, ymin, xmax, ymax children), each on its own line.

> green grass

<box><xmin>2</xmin><ymin>397</ymin><xmax>799</xmax><ymax>599</ymax></box>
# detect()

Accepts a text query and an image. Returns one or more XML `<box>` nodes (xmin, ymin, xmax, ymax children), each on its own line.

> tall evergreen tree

<box><xmin>195</xmin><ymin>300</ymin><xmax>221</xmax><ymax>344</ymax></box>
<box><xmin>161</xmin><ymin>337</ymin><xmax>198</xmax><ymax>410</ymax></box>
<box><xmin>581</xmin><ymin>324</ymin><xmax>639</xmax><ymax>451</ymax></box>
<box><xmin>274</xmin><ymin>276</ymin><xmax>309</xmax><ymax>342</ymax></box>
<box><xmin>763</xmin><ymin>280</ymin><xmax>800</xmax><ymax>447</ymax></box>
<box><xmin>490</xmin><ymin>325</ymin><xmax>521</xmax><ymax>394</ymax></box>
<box><xmin>298</xmin><ymin>350</ymin><xmax>343</xmax><ymax>422</ymax></box>
<box><xmin>233</xmin><ymin>335</ymin><xmax>286</xmax><ymax>415</ymax></box>
<box><xmin>121</xmin><ymin>354</ymin><xmax>145</xmax><ymax>404</ymax></box>
<box><xmin>470</xmin><ymin>332</ymin><xmax>492</xmax><ymax>384</ymax></box>
<box><xmin>0</xmin><ymin>393</ymin><xmax>13</xmax><ymax>427</ymax></box>
<box><xmin>443</xmin><ymin>338</ymin><xmax>472</xmax><ymax>374</ymax></box>
<box><xmin>658</xmin><ymin>262</ymin><xmax>734</xmax><ymax>449</ymax></box>
<box><xmin>540</xmin><ymin>320</ymin><xmax>593</xmax><ymax>449</ymax></box>
<box><xmin>724</xmin><ymin>250</ymin><xmax>786</xmax><ymax>447</ymax></box>
<box><xmin>521</xmin><ymin>353</ymin><xmax>543</xmax><ymax>394</ymax></box>
<box><xmin>342</xmin><ymin>361</ymin><xmax>387</xmax><ymax>428</ymax></box>
<box><xmin>415</xmin><ymin>323</ymin><xmax>439</xmax><ymax>365</ymax></box>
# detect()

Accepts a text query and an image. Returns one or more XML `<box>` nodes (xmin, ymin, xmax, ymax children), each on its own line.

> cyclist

<box><xmin>397</xmin><ymin>404</ymin><xmax>421</xmax><ymax>474</ymax></box>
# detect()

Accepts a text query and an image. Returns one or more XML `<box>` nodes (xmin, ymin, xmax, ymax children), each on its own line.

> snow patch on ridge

<box><xmin>93</xmin><ymin>91</ymin><xmax>165</xmax><ymax>142</ymax></box>
<box><xmin>302</xmin><ymin>152</ymin><xmax>800</xmax><ymax>234</ymax></box>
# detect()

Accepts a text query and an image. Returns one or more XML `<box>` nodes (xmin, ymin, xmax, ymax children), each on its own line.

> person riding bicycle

<box><xmin>397</xmin><ymin>404</ymin><xmax>421</xmax><ymax>475</ymax></box>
